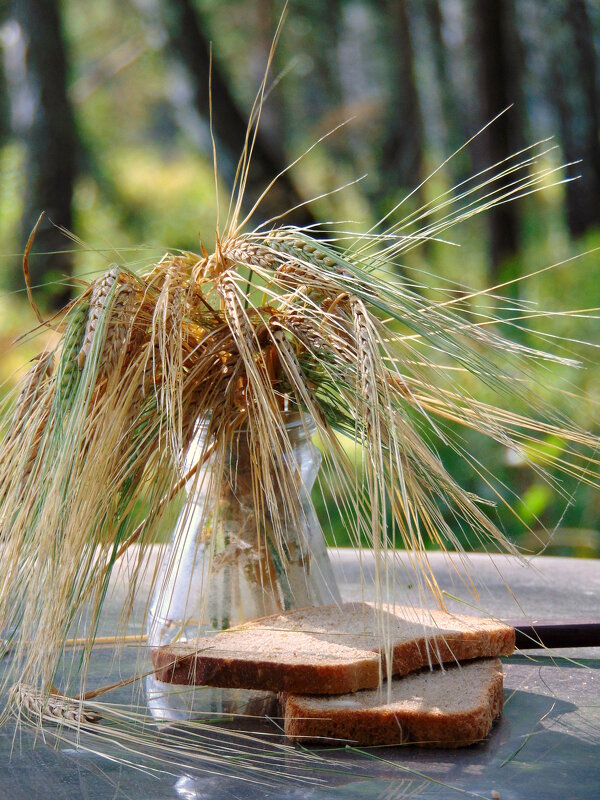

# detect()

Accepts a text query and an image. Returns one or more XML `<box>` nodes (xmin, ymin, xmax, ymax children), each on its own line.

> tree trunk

<box><xmin>13</xmin><ymin>0</ymin><xmax>78</xmax><ymax>310</ymax></box>
<box><xmin>250</xmin><ymin>0</ymin><xmax>285</xmax><ymax>150</ymax></box>
<box><xmin>159</xmin><ymin>0</ymin><xmax>314</xmax><ymax>230</ymax></box>
<box><xmin>470</xmin><ymin>0</ymin><xmax>525</xmax><ymax>282</ymax></box>
<box><xmin>555</xmin><ymin>0</ymin><xmax>600</xmax><ymax>236</ymax></box>
<box><xmin>0</xmin><ymin>14</ymin><xmax>9</xmax><ymax>150</ymax></box>
<box><xmin>379</xmin><ymin>0</ymin><xmax>424</xmax><ymax>200</ymax></box>
<box><xmin>422</xmin><ymin>0</ymin><xmax>469</xmax><ymax>178</ymax></box>
<box><xmin>295</xmin><ymin>0</ymin><xmax>344</xmax><ymax>141</ymax></box>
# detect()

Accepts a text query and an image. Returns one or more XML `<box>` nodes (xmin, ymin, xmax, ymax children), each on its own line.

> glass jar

<box><xmin>145</xmin><ymin>413</ymin><xmax>340</xmax><ymax>722</ymax></box>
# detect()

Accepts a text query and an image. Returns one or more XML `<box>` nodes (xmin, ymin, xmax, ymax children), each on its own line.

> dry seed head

<box><xmin>225</xmin><ymin>239</ymin><xmax>279</xmax><ymax>269</ymax></box>
<box><xmin>351</xmin><ymin>296</ymin><xmax>377</xmax><ymax>404</ymax></box>
<box><xmin>98</xmin><ymin>281</ymin><xmax>137</xmax><ymax>379</ymax></box>
<box><xmin>199</xmin><ymin>238</ymin><xmax>279</xmax><ymax>281</ymax></box>
<box><xmin>12</xmin><ymin>683</ymin><xmax>101</xmax><ymax>725</ymax></box>
<box><xmin>9</xmin><ymin>352</ymin><xmax>54</xmax><ymax>435</ymax></box>
<box><xmin>20</xmin><ymin>408</ymin><xmax>50</xmax><ymax>485</ymax></box>
<box><xmin>159</xmin><ymin>265</ymin><xmax>188</xmax><ymax>330</ymax></box>
<box><xmin>218</xmin><ymin>271</ymin><xmax>254</xmax><ymax>347</ymax></box>
<box><xmin>280</xmin><ymin>309</ymin><xmax>326</xmax><ymax>353</ymax></box>
<box><xmin>76</xmin><ymin>268</ymin><xmax>119</xmax><ymax>370</ymax></box>
<box><xmin>275</xmin><ymin>260</ymin><xmax>334</xmax><ymax>292</ymax></box>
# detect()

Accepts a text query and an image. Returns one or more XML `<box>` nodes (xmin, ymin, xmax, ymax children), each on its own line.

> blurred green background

<box><xmin>0</xmin><ymin>0</ymin><xmax>599</xmax><ymax>556</ymax></box>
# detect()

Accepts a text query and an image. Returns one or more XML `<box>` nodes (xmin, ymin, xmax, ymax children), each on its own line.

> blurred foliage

<box><xmin>0</xmin><ymin>0</ymin><xmax>598</xmax><ymax>556</ymax></box>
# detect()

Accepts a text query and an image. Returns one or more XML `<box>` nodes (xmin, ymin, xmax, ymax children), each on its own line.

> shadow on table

<box><xmin>171</xmin><ymin>686</ymin><xmax>599</xmax><ymax>800</ymax></box>
<box><xmin>2</xmin><ymin>685</ymin><xmax>598</xmax><ymax>800</ymax></box>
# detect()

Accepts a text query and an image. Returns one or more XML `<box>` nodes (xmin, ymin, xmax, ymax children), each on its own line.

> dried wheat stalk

<box><xmin>12</xmin><ymin>683</ymin><xmax>101</xmax><ymax>725</ymax></box>
<box><xmin>76</xmin><ymin>268</ymin><xmax>119</xmax><ymax>369</ymax></box>
<box><xmin>98</xmin><ymin>281</ymin><xmax>137</xmax><ymax>379</ymax></box>
<box><xmin>9</xmin><ymin>353</ymin><xmax>55</xmax><ymax>434</ymax></box>
<box><xmin>0</xmin><ymin>112</ymin><xmax>598</xmax><ymax>786</ymax></box>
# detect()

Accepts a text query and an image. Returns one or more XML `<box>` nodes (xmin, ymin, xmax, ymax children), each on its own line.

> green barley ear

<box><xmin>55</xmin><ymin>297</ymin><xmax>90</xmax><ymax>407</ymax></box>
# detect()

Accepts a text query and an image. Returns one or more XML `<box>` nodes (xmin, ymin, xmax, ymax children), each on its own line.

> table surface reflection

<box><xmin>1</xmin><ymin>548</ymin><xmax>598</xmax><ymax>800</ymax></box>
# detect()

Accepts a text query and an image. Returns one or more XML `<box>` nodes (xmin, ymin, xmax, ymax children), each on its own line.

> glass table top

<box><xmin>1</xmin><ymin>549</ymin><xmax>598</xmax><ymax>800</ymax></box>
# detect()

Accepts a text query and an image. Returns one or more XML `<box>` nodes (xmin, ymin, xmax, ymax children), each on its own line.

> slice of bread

<box><xmin>152</xmin><ymin>602</ymin><xmax>514</xmax><ymax>694</ymax></box>
<box><xmin>282</xmin><ymin>658</ymin><xmax>504</xmax><ymax>748</ymax></box>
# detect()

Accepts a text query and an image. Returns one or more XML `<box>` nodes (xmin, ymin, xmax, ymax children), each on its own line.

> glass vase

<box><xmin>145</xmin><ymin>413</ymin><xmax>341</xmax><ymax>722</ymax></box>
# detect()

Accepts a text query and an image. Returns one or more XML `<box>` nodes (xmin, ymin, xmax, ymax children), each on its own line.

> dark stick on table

<box><xmin>508</xmin><ymin>620</ymin><xmax>600</xmax><ymax>650</ymax></box>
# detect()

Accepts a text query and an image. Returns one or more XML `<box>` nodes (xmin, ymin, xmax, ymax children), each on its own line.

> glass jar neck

<box><xmin>194</xmin><ymin>411</ymin><xmax>317</xmax><ymax>448</ymax></box>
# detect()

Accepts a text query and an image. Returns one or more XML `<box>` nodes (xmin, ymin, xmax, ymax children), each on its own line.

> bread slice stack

<box><xmin>282</xmin><ymin>657</ymin><xmax>504</xmax><ymax>747</ymax></box>
<box><xmin>152</xmin><ymin>601</ymin><xmax>513</xmax><ymax>747</ymax></box>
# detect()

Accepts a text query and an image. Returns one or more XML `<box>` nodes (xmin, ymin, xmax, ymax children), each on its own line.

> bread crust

<box><xmin>151</xmin><ymin>603</ymin><xmax>514</xmax><ymax>695</ymax></box>
<box><xmin>151</xmin><ymin>647</ymin><xmax>381</xmax><ymax>694</ymax></box>
<box><xmin>281</xmin><ymin>659</ymin><xmax>504</xmax><ymax>748</ymax></box>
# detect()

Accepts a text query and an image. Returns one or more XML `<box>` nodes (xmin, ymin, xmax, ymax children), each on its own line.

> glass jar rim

<box><xmin>195</xmin><ymin>411</ymin><xmax>316</xmax><ymax>436</ymax></box>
